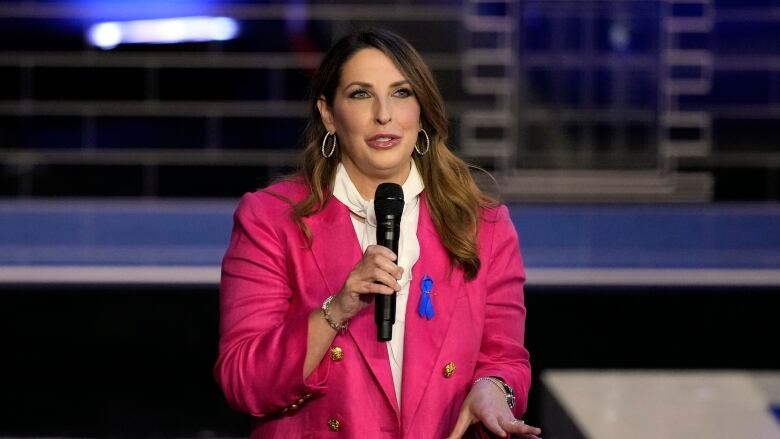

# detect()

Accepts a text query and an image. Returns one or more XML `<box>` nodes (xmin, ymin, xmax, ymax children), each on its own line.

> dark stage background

<box><xmin>2</xmin><ymin>284</ymin><xmax>779</xmax><ymax>437</ymax></box>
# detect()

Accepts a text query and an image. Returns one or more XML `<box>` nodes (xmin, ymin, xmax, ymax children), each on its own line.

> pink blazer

<box><xmin>215</xmin><ymin>179</ymin><xmax>531</xmax><ymax>438</ymax></box>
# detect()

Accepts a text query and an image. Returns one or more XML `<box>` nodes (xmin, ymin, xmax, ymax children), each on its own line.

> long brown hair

<box><xmin>291</xmin><ymin>28</ymin><xmax>495</xmax><ymax>280</ymax></box>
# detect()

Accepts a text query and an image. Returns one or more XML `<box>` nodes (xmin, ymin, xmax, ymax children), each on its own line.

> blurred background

<box><xmin>0</xmin><ymin>0</ymin><xmax>778</xmax><ymax>438</ymax></box>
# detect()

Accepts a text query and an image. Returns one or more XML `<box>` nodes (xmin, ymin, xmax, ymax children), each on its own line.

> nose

<box><xmin>374</xmin><ymin>97</ymin><xmax>392</xmax><ymax>125</ymax></box>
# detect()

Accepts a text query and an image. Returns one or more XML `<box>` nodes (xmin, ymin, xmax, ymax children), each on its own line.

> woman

<box><xmin>215</xmin><ymin>28</ymin><xmax>541</xmax><ymax>439</ymax></box>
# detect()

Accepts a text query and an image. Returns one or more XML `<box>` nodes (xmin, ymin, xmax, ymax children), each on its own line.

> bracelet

<box><xmin>474</xmin><ymin>376</ymin><xmax>505</xmax><ymax>394</ymax></box>
<box><xmin>474</xmin><ymin>376</ymin><xmax>516</xmax><ymax>409</ymax></box>
<box><xmin>321</xmin><ymin>295</ymin><xmax>349</xmax><ymax>332</ymax></box>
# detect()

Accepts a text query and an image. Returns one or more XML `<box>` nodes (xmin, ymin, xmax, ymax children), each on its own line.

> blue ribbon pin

<box><xmin>418</xmin><ymin>274</ymin><xmax>435</xmax><ymax>320</ymax></box>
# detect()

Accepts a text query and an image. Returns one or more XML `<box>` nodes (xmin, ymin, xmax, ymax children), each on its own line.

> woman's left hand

<box><xmin>446</xmin><ymin>380</ymin><xmax>542</xmax><ymax>439</ymax></box>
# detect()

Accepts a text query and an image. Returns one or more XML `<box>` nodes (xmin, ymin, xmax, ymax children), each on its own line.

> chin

<box><xmin>366</xmin><ymin>157</ymin><xmax>411</xmax><ymax>179</ymax></box>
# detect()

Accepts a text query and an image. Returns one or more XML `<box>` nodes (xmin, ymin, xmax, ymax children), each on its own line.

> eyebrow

<box><xmin>343</xmin><ymin>80</ymin><xmax>410</xmax><ymax>89</ymax></box>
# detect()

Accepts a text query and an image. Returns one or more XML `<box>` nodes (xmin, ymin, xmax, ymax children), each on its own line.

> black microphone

<box><xmin>374</xmin><ymin>182</ymin><xmax>404</xmax><ymax>342</ymax></box>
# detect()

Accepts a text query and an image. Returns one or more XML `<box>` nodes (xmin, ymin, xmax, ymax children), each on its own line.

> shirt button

<box><xmin>330</xmin><ymin>346</ymin><xmax>344</xmax><ymax>361</ymax></box>
<box><xmin>327</xmin><ymin>418</ymin><xmax>341</xmax><ymax>432</ymax></box>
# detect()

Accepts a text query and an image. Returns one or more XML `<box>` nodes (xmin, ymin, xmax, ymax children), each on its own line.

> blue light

<box><xmin>87</xmin><ymin>16</ymin><xmax>239</xmax><ymax>50</ymax></box>
<box><xmin>77</xmin><ymin>0</ymin><xmax>219</xmax><ymax>21</ymax></box>
<box><xmin>89</xmin><ymin>22</ymin><xmax>123</xmax><ymax>50</ymax></box>
<box><xmin>609</xmin><ymin>23</ymin><xmax>631</xmax><ymax>51</ymax></box>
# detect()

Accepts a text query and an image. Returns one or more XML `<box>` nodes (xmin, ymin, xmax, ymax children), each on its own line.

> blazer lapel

<box><xmin>401</xmin><ymin>196</ymin><xmax>465</xmax><ymax>433</ymax></box>
<box><xmin>306</xmin><ymin>199</ymin><xmax>362</xmax><ymax>296</ymax></box>
<box><xmin>306</xmin><ymin>198</ymin><xmax>401</xmax><ymax>419</ymax></box>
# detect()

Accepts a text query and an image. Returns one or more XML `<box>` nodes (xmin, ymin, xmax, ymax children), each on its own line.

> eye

<box><xmin>349</xmin><ymin>88</ymin><xmax>370</xmax><ymax>99</ymax></box>
<box><xmin>394</xmin><ymin>87</ymin><xmax>413</xmax><ymax>98</ymax></box>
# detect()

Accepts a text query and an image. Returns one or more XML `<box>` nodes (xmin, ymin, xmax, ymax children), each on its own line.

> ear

<box><xmin>317</xmin><ymin>97</ymin><xmax>336</xmax><ymax>133</ymax></box>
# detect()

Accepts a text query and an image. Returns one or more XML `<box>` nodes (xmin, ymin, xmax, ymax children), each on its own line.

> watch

<box><xmin>492</xmin><ymin>376</ymin><xmax>516</xmax><ymax>409</ymax></box>
<box><xmin>474</xmin><ymin>376</ymin><xmax>516</xmax><ymax>409</ymax></box>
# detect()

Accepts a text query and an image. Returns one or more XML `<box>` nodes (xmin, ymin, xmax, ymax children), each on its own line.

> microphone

<box><xmin>374</xmin><ymin>182</ymin><xmax>404</xmax><ymax>342</ymax></box>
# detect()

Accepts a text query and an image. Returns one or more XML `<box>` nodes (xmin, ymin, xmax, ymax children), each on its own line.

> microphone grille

<box><xmin>375</xmin><ymin>183</ymin><xmax>404</xmax><ymax>217</ymax></box>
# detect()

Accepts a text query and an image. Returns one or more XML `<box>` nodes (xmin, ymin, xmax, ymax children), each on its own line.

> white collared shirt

<box><xmin>331</xmin><ymin>161</ymin><xmax>424</xmax><ymax>408</ymax></box>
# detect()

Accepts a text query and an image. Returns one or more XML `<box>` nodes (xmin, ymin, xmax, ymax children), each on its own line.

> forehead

<box><xmin>339</xmin><ymin>48</ymin><xmax>407</xmax><ymax>85</ymax></box>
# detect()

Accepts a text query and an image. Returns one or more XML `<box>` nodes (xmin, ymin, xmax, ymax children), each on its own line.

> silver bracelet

<box><xmin>321</xmin><ymin>295</ymin><xmax>349</xmax><ymax>332</ymax></box>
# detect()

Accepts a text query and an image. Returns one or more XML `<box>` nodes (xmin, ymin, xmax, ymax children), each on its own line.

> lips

<box><xmin>366</xmin><ymin>133</ymin><xmax>401</xmax><ymax>149</ymax></box>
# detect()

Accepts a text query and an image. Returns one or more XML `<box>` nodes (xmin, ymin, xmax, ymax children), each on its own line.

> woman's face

<box><xmin>318</xmin><ymin>48</ymin><xmax>421</xmax><ymax>198</ymax></box>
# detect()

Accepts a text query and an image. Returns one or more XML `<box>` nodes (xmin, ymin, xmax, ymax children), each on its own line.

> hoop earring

<box><xmin>321</xmin><ymin>132</ymin><xmax>337</xmax><ymax>158</ymax></box>
<box><xmin>415</xmin><ymin>129</ymin><xmax>430</xmax><ymax>156</ymax></box>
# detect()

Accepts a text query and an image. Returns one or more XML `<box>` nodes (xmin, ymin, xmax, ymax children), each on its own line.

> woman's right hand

<box><xmin>330</xmin><ymin>245</ymin><xmax>404</xmax><ymax>322</ymax></box>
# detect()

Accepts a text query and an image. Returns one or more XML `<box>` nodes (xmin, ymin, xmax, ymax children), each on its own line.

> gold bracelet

<box><xmin>321</xmin><ymin>295</ymin><xmax>349</xmax><ymax>332</ymax></box>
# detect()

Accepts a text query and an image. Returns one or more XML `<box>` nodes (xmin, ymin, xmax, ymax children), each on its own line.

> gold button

<box><xmin>290</xmin><ymin>404</ymin><xmax>299</xmax><ymax>410</ymax></box>
<box><xmin>327</xmin><ymin>418</ymin><xmax>341</xmax><ymax>432</ymax></box>
<box><xmin>303</xmin><ymin>393</ymin><xmax>312</xmax><ymax>399</ymax></box>
<box><xmin>330</xmin><ymin>346</ymin><xmax>344</xmax><ymax>361</ymax></box>
<box><xmin>443</xmin><ymin>361</ymin><xmax>456</xmax><ymax>378</ymax></box>
<box><xmin>297</xmin><ymin>398</ymin><xmax>305</xmax><ymax>404</ymax></box>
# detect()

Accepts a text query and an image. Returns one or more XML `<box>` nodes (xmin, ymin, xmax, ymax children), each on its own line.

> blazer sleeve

<box><xmin>472</xmin><ymin>205</ymin><xmax>532</xmax><ymax>416</ymax></box>
<box><xmin>214</xmin><ymin>192</ymin><xmax>329</xmax><ymax>417</ymax></box>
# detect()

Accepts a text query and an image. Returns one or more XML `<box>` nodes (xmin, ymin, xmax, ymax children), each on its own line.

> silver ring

<box><xmin>510</xmin><ymin>419</ymin><xmax>524</xmax><ymax>425</ymax></box>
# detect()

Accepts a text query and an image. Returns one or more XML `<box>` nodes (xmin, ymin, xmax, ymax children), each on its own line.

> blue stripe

<box><xmin>2</xmin><ymin>201</ymin><xmax>779</xmax><ymax>269</ymax></box>
<box><xmin>509</xmin><ymin>204</ymin><xmax>780</xmax><ymax>270</ymax></box>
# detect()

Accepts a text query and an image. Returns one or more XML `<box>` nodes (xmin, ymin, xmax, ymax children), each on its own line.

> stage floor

<box><xmin>542</xmin><ymin>370</ymin><xmax>780</xmax><ymax>439</ymax></box>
